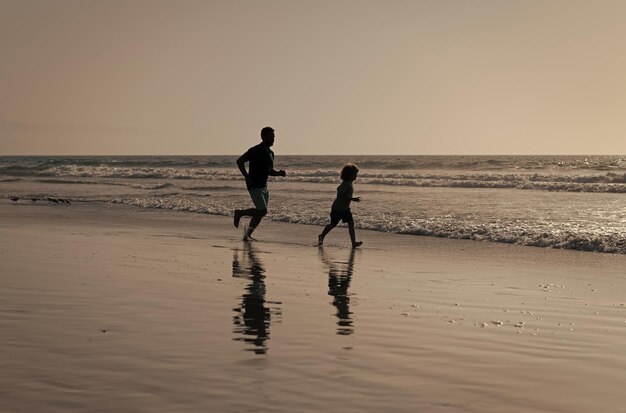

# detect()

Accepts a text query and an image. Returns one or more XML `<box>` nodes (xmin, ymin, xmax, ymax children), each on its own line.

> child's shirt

<box><xmin>331</xmin><ymin>180</ymin><xmax>353</xmax><ymax>211</ymax></box>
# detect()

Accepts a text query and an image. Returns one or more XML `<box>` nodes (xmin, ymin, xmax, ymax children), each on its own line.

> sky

<box><xmin>1</xmin><ymin>0</ymin><xmax>626</xmax><ymax>155</ymax></box>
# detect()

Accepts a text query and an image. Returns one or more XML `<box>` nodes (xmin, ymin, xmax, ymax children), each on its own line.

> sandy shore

<box><xmin>1</xmin><ymin>201</ymin><xmax>626</xmax><ymax>412</ymax></box>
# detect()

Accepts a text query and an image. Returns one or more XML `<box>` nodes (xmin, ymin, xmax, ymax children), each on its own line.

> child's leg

<box><xmin>318</xmin><ymin>222</ymin><xmax>337</xmax><ymax>245</ymax></box>
<box><xmin>348</xmin><ymin>221</ymin><xmax>362</xmax><ymax>248</ymax></box>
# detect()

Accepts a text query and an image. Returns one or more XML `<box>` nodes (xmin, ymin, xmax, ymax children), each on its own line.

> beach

<box><xmin>4</xmin><ymin>0</ymin><xmax>626</xmax><ymax>410</ymax></box>
<box><xmin>2</xmin><ymin>201</ymin><xmax>626</xmax><ymax>412</ymax></box>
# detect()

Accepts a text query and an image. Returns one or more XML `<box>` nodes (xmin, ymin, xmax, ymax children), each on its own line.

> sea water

<box><xmin>1</xmin><ymin>155</ymin><xmax>625</xmax><ymax>253</ymax></box>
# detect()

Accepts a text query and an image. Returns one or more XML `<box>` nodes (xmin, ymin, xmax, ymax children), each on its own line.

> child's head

<box><xmin>340</xmin><ymin>163</ymin><xmax>359</xmax><ymax>181</ymax></box>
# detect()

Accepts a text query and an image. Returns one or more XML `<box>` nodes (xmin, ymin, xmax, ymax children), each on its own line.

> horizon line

<box><xmin>0</xmin><ymin>153</ymin><xmax>625</xmax><ymax>157</ymax></box>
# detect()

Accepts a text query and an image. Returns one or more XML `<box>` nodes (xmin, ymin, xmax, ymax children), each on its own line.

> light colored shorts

<box><xmin>249</xmin><ymin>186</ymin><xmax>269</xmax><ymax>210</ymax></box>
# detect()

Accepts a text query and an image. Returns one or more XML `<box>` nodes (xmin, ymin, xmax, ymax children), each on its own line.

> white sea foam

<box><xmin>33</xmin><ymin>178</ymin><xmax>171</xmax><ymax>190</ymax></box>
<box><xmin>3</xmin><ymin>155</ymin><xmax>625</xmax><ymax>255</ymax></box>
<box><xmin>101</xmin><ymin>194</ymin><xmax>626</xmax><ymax>255</ymax></box>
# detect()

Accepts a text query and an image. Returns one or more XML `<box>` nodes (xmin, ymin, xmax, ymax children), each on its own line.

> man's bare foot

<box><xmin>352</xmin><ymin>241</ymin><xmax>363</xmax><ymax>248</ymax></box>
<box><xmin>242</xmin><ymin>225</ymin><xmax>257</xmax><ymax>241</ymax></box>
<box><xmin>233</xmin><ymin>210</ymin><xmax>242</xmax><ymax>228</ymax></box>
<box><xmin>317</xmin><ymin>235</ymin><xmax>324</xmax><ymax>246</ymax></box>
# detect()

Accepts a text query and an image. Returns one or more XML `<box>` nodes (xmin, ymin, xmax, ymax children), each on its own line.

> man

<box><xmin>233</xmin><ymin>126</ymin><xmax>286</xmax><ymax>240</ymax></box>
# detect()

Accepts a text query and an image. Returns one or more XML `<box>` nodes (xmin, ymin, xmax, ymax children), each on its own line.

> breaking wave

<box><xmin>4</xmin><ymin>162</ymin><xmax>626</xmax><ymax>193</ymax></box>
<box><xmin>106</xmin><ymin>195</ymin><xmax>626</xmax><ymax>255</ymax></box>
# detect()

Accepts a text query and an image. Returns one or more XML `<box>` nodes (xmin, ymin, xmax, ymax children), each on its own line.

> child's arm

<box><xmin>348</xmin><ymin>185</ymin><xmax>360</xmax><ymax>202</ymax></box>
<box><xmin>338</xmin><ymin>185</ymin><xmax>359</xmax><ymax>202</ymax></box>
<box><xmin>337</xmin><ymin>194</ymin><xmax>360</xmax><ymax>202</ymax></box>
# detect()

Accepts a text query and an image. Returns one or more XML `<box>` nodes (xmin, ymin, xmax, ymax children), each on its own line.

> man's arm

<box><xmin>236</xmin><ymin>153</ymin><xmax>249</xmax><ymax>177</ymax></box>
<box><xmin>270</xmin><ymin>168</ymin><xmax>286</xmax><ymax>177</ymax></box>
<box><xmin>237</xmin><ymin>153</ymin><xmax>253</xmax><ymax>189</ymax></box>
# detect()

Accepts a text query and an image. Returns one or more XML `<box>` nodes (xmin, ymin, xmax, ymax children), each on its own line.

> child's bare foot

<box><xmin>352</xmin><ymin>241</ymin><xmax>363</xmax><ymax>248</ymax></box>
<box><xmin>317</xmin><ymin>235</ymin><xmax>324</xmax><ymax>246</ymax></box>
<box><xmin>233</xmin><ymin>210</ymin><xmax>242</xmax><ymax>228</ymax></box>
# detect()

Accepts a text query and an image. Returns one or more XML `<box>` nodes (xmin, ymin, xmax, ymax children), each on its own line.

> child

<box><xmin>318</xmin><ymin>163</ymin><xmax>363</xmax><ymax>248</ymax></box>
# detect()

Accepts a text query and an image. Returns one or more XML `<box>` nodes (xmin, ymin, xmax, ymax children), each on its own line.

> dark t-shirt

<box><xmin>245</xmin><ymin>143</ymin><xmax>275</xmax><ymax>188</ymax></box>
<box><xmin>331</xmin><ymin>180</ymin><xmax>353</xmax><ymax>211</ymax></box>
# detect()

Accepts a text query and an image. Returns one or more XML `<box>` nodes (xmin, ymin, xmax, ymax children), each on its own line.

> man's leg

<box><xmin>236</xmin><ymin>186</ymin><xmax>269</xmax><ymax>230</ymax></box>
<box><xmin>244</xmin><ymin>187</ymin><xmax>269</xmax><ymax>239</ymax></box>
<box><xmin>234</xmin><ymin>208</ymin><xmax>257</xmax><ymax>228</ymax></box>
<box><xmin>245</xmin><ymin>208</ymin><xmax>267</xmax><ymax>239</ymax></box>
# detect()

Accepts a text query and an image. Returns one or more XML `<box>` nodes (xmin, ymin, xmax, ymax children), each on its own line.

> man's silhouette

<box><xmin>232</xmin><ymin>244</ymin><xmax>276</xmax><ymax>354</ymax></box>
<box><xmin>233</xmin><ymin>126</ymin><xmax>286</xmax><ymax>241</ymax></box>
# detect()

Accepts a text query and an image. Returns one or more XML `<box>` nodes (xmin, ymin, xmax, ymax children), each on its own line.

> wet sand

<box><xmin>1</xmin><ymin>202</ymin><xmax>626</xmax><ymax>412</ymax></box>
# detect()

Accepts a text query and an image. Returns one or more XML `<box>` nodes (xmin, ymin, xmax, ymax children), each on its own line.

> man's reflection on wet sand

<box><xmin>232</xmin><ymin>243</ymin><xmax>281</xmax><ymax>354</ymax></box>
<box><xmin>319</xmin><ymin>248</ymin><xmax>356</xmax><ymax>336</ymax></box>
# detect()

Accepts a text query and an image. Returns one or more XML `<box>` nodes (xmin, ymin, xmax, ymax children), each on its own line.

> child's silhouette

<box><xmin>317</xmin><ymin>163</ymin><xmax>362</xmax><ymax>248</ymax></box>
<box><xmin>319</xmin><ymin>247</ymin><xmax>356</xmax><ymax>335</ymax></box>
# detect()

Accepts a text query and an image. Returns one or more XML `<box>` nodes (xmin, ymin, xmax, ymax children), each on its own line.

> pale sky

<box><xmin>1</xmin><ymin>0</ymin><xmax>626</xmax><ymax>155</ymax></box>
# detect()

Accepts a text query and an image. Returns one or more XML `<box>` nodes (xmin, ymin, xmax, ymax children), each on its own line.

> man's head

<box><xmin>261</xmin><ymin>126</ymin><xmax>275</xmax><ymax>147</ymax></box>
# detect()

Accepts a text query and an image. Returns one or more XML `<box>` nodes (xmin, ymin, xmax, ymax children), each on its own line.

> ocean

<box><xmin>1</xmin><ymin>155</ymin><xmax>625</xmax><ymax>254</ymax></box>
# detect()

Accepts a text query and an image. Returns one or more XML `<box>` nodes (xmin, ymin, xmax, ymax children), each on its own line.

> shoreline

<box><xmin>2</xmin><ymin>202</ymin><xmax>626</xmax><ymax>412</ymax></box>
<box><xmin>5</xmin><ymin>197</ymin><xmax>626</xmax><ymax>258</ymax></box>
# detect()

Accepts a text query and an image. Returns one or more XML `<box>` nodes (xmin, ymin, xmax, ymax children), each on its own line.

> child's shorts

<box><xmin>330</xmin><ymin>208</ymin><xmax>353</xmax><ymax>225</ymax></box>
